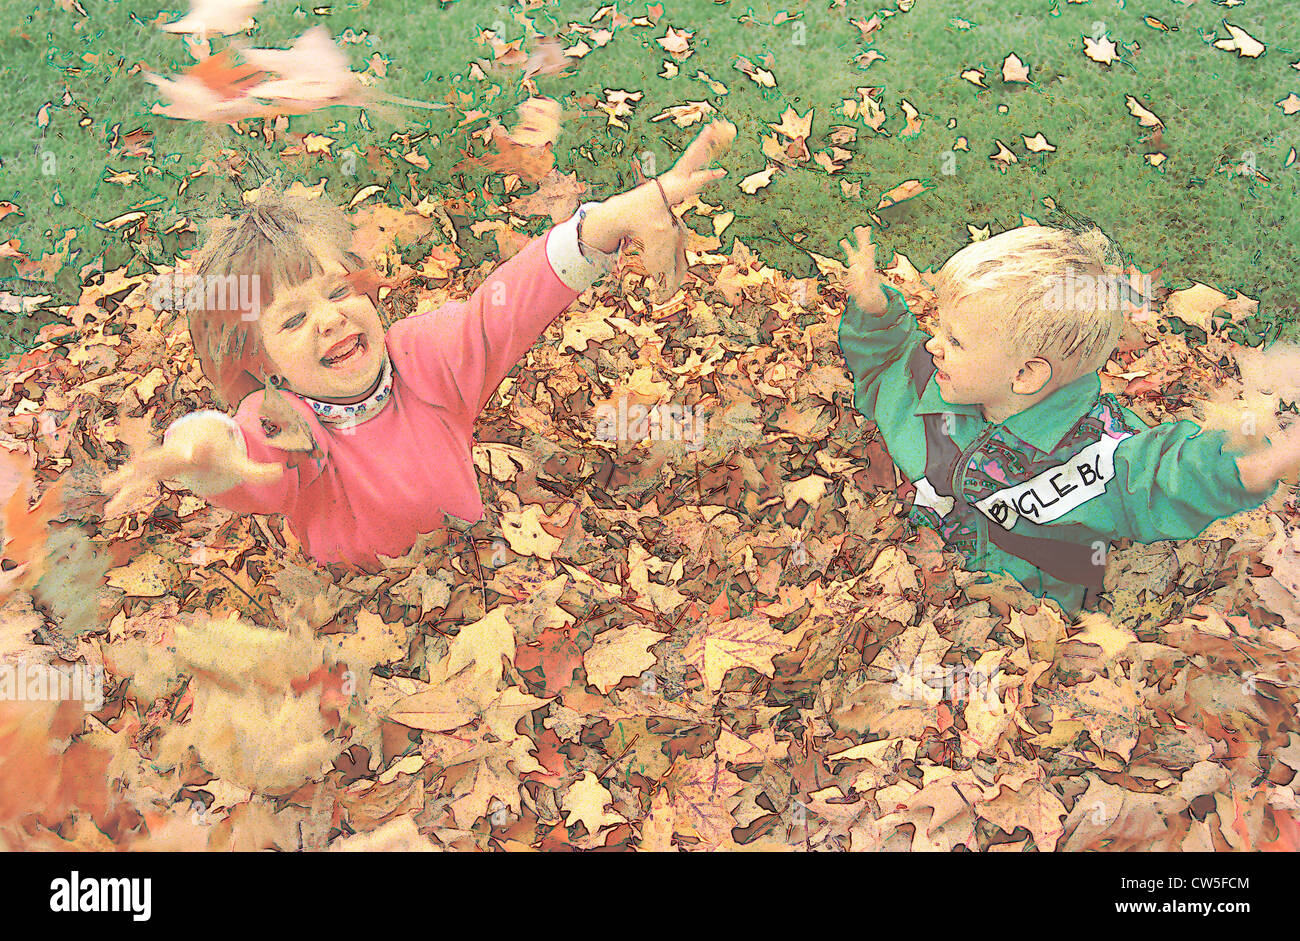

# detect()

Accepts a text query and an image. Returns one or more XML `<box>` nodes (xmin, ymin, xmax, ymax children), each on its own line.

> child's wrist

<box><xmin>575</xmin><ymin>198</ymin><xmax>628</xmax><ymax>255</ymax></box>
<box><xmin>851</xmin><ymin>278</ymin><xmax>890</xmax><ymax>314</ymax></box>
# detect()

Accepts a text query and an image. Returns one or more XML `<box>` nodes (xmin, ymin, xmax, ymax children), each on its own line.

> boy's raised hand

<box><xmin>100</xmin><ymin>417</ymin><xmax>283</xmax><ymax>517</ymax></box>
<box><xmin>840</xmin><ymin>225</ymin><xmax>889</xmax><ymax>315</ymax></box>
<box><xmin>1236</xmin><ymin>418</ymin><xmax>1300</xmax><ymax>492</ymax></box>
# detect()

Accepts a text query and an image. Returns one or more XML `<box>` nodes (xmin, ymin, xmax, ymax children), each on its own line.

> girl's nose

<box><xmin>317</xmin><ymin>303</ymin><xmax>349</xmax><ymax>333</ymax></box>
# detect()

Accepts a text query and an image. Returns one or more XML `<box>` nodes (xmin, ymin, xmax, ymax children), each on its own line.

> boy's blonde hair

<box><xmin>924</xmin><ymin>223</ymin><xmax>1130</xmax><ymax>377</ymax></box>
<box><xmin>181</xmin><ymin>181</ymin><xmax>369</xmax><ymax>409</ymax></box>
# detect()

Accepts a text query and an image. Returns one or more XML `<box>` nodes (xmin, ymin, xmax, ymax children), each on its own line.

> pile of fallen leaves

<box><xmin>3</xmin><ymin>187</ymin><xmax>1299</xmax><ymax>851</ymax></box>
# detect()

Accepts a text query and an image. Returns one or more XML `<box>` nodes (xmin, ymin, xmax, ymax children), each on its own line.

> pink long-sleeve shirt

<box><xmin>173</xmin><ymin>210</ymin><xmax>613</xmax><ymax>573</ymax></box>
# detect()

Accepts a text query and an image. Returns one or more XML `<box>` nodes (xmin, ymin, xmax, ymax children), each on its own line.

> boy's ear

<box><xmin>1013</xmin><ymin>357</ymin><xmax>1054</xmax><ymax>397</ymax></box>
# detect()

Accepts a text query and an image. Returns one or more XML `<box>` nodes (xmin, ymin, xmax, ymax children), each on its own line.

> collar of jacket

<box><xmin>914</xmin><ymin>366</ymin><xmax>1104</xmax><ymax>455</ymax></box>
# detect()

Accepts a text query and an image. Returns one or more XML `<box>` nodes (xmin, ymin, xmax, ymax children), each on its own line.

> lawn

<box><xmin>1</xmin><ymin>0</ymin><xmax>1297</xmax><ymax>357</ymax></box>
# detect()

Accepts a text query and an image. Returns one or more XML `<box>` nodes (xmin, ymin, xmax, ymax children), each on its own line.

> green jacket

<box><xmin>838</xmin><ymin>283</ymin><xmax>1276</xmax><ymax>614</ymax></box>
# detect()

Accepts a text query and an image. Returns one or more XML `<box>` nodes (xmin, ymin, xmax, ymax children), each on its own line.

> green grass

<box><xmin>2</xmin><ymin>0</ymin><xmax>1298</xmax><ymax>358</ymax></box>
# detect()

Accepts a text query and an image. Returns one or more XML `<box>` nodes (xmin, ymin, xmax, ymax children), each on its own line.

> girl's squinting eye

<box><xmin>284</xmin><ymin>312</ymin><xmax>305</xmax><ymax>329</ymax></box>
<box><xmin>329</xmin><ymin>285</ymin><xmax>350</xmax><ymax>301</ymax></box>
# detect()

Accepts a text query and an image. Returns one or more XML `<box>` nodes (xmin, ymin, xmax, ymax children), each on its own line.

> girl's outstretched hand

<box><xmin>657</xmin><ymin>118</ymin><xmax>736</xmax><ymax>206</ymax></box>
<box><xmin>622</xmin><ymin>118</ymin><xmax>736</xmax><ymax>303</ymax></box>
<box><xmin>100</xmin><ymin>416</ymin><xmax>283</xmax><ymax>517</ymax></box>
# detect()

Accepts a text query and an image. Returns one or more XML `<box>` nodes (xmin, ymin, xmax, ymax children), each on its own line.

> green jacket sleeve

<box><xmin>1078</xmin><ymin>417</ymin><xmax>1278</xmax><ymax>543</ymax></box>
<box><xmin>837</xmin><ymin>282</ymin><xmax>922</xmax><ymax>417</ymax></box>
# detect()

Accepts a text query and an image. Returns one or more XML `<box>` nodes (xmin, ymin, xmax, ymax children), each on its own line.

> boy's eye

<box><xmin>329</xmin><ymin>286</ymin><xmax>349</xmax><ymax>301</ymax></box>
<box><xmin>284</xmin><ymin>312</ymin><xmax>305</xmax><ymax>329</ymax></box>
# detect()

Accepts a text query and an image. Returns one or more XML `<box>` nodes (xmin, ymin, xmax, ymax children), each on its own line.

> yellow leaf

<box><xmin>105</xmin><ymin>552</ymin><xmax>175</xmax><ymax>597</ymax></box>
<box><xmin>563</xmin><ymin>771</ymin><xmax>626</xmax><ymax>832</ymax></box>
<box><xmin>500</xmin><ymin>503</ymin><xmax>564</xmax><ymax>560</ymax></box>
<box><xmin>584</xmin><ymin>625</ymin><xmax>665</xmax><ymax>693</ymax></box>
<box><xmin>683</xmin><ymin>614</ymin><xmax>797</xmax><ymax>693</ymax></box>
<box><xmin>1002</xmin><ymin>53</ymin><xmax>1030</xmax><ymax>83</ymax></box>
<box><xmin>739</xmin><ymin>164</ymin><xmax>778</xmax><ymax>194</ymax></box>
<box><xmin>782</xmin><ymin>473</ymin><xmax>830</xmax><ymax>510</ymax></box>
<box><xmin>326</xmin><ymin>607</ymin><xmax>408</xmax><ymax>670</ymax></box>
<box><xmin>1066</xmin><ymin>610</ymin><xmax>1137</xmax><ymax>661</ymax></box>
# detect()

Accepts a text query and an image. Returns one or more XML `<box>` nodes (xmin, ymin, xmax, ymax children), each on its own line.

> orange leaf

<box><xmin>936</xmin><ymin>702</ymin><xmax>953</xmax><ymax>732</ymax></box>
<box><xmin>3</xmin><ymin>459</ymin><xmax>62</xmax><ymax>572</ymax></box>
<box><xmin>1260</xmin><ymin>811</ymin><xmax>1300</xmax><ymax>852</ymax></box>
<box><xmin>188</xmin><ymin>48</ymin><xmax>266</xmax><ymax>100</ymax></box>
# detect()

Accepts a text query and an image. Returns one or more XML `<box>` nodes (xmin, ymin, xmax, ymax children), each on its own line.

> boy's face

<box><xmin>257</xmin><ymin>238</ymin><xmax>384</xmax><ymax>402</ymax></box>
<box><xmin>923</xmin><ymin>293</ymin><xmax>1044</xmax><ymax>415</ymax></box>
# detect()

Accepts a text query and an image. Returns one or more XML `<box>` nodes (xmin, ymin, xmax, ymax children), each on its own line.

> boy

<box><xmin>838</xmin><ymin>223</ymin><xmax>1299</xmax><ymax>614</ymax></box>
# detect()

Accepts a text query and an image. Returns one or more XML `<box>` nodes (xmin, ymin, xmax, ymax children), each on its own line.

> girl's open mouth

<box><xmin>322</xmin><ymin>334</ymin><xmax>366</xmax><ymax>367</ymax></box>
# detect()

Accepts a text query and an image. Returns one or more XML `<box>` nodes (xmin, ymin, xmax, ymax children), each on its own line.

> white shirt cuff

<box><xmin>546</xmin><ymin>201</ymin><xmax>618</xmax><ymax>292</ymax></box>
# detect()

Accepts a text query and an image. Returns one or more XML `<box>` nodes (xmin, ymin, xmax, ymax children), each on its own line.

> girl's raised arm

<box><xmin>388</xmin><ymin>219</ymin><xmax>617</xmax><ymax>422</ymax></box>
<box><xmin>391</xmin><ymin>120</ymin><xmax>735</xmax><ymax>423</ymax></box>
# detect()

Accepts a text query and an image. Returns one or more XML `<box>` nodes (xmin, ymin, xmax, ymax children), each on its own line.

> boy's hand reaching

<box><xmin>100</xmin><ymin>414</ymin><xmax>283</xmax><ymax>517</ymax></box>
<box><xmin>841</xmin><ymin>225</ymin><xmax>889</xmax><ymax>315</ymax></box>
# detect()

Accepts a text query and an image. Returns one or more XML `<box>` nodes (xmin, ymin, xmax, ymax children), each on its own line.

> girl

<box><xmin>101</xmin><ymin>121</ymin><xmax>734</xmax><ymax>574</ymax></box>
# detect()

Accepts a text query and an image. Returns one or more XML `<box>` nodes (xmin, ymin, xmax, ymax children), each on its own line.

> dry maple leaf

<box><xmin>145</xmin><ymin>49</ymin><xmax>272</xmax><ymax>122</ymax></box>
<box><xmin>563</xmin><ymin>771</ymin><xmax>626</xmax><ymax>833</ymax></box>
<box><xmin>239</xmin><ymin>27</ymin><xmax>366</xmax><ymax>109</ymax></box>
<box><xmin>1214</xmin><ymin>21</ymin><xmax>1266</xmax><ymax>57</ymax></box>
<box><xmin>1002</xmin><ymin>53</ymin><xmax>1031</xmax><ymax>83</ymax></box>
<box><xmin>2</xmin><ymin>457</ymin><xmax>63</xmax><ymax>584</ymax></box>
<box><xmin>1083</xmin><ymin>34</ymin><xmax>1119</xmax><ymax>66</ymax></box>
<box><xmin>457</xmin><ymin>120</ymin><xmax>556</xmax><ymax>183</ymax></box>
<box><xmin>584</xmin><ymin>625</ymin><xmax>665</xmax><ymax>693</ymax></box>
<box><xmin>659</xmin><ymin>754</ymin><xmax>747</xmax><ymax>847</ymax></box>
<box><xmin>147</xmin><ymin>27</ymin><xmax>369</xmax><ymax>122</ymax></box>
<box><xmin>514</xmin><ymin>623</ymin><xmax>584</xmax><ymax>696</ymax></box>
<box><xmin>0</xmin><ymin>700</ymin><xmax>115</xmax><ymax>844</ymax></box>
<box><xmin>976</xmin><ymin>780</ymin><xmax>1069</xmax><ymax>851</ymax></box>
<box><xmin>682</xmin><ymin>614</ymin><xmax>797</xmax><ymax>694</ymax></box>
<box><xmin>507</xmin><ymin>96</ymin><xmax>562</xmax><ymax>148</ymax></box>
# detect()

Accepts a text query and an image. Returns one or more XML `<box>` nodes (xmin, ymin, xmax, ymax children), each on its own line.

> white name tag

<box><xmin>912</xmin><ymin>475</ymin><xmax>955</xmax><ymax>518</ymax></box>
<box><xmin>972</xmin><ymin>432</ymin><xmax>1132</xmax><ymax>531</ymax></box>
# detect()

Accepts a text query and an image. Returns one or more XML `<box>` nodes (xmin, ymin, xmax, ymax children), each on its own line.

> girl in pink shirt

<box><xmin>101</xmin><ymin>121</ymin><xmax>734</xmax><ymax>573</ymax></box>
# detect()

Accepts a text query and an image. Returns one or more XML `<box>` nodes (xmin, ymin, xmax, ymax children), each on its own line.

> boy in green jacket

<box><xmin>837</xmin><ymin>222</ymin><xmax>1299</xmax><ymax>615</ymax></box>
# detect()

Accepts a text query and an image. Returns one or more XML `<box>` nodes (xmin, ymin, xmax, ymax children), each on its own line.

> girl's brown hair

<box><xmin>182</xmin><ymin>181</ymin><xmax>373</xmax><ymax>409</ymax></box>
